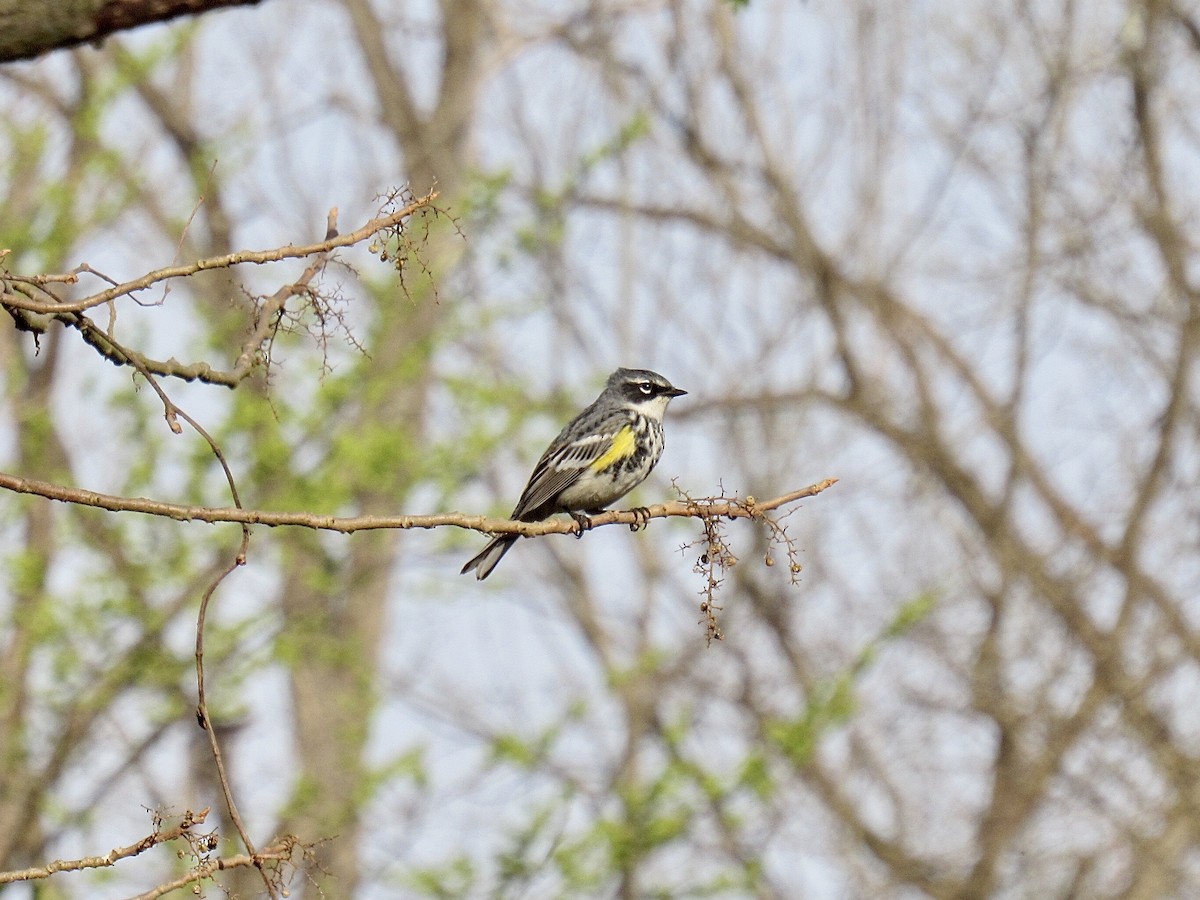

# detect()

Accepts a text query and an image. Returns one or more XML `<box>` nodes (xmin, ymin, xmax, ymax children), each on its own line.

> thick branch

<box><xmin>0</xmin><ymin>472</ymin><xmax>837</xmax><ymax>534</ymax></box>
<box><xmin>0</xmin><ymin>1</ymin><xmax>268</xmax><ymax>64</ymax></box>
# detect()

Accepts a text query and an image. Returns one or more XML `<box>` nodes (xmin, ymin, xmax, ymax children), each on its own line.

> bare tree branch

<box><xmin>0</xmin><ymin>192</ymin><xmax>438</xmax><ymax>316</ymax></box>
<box><xmin>126</xmin><ymin>836</ymin><xmax>300</xmax><ymax>900</ymax></box>
<box><xmin>0</xmin><ymin>0</ymin><xmax>271</xmax><ymax>64</ymax></box>
<box><xmin>0</xmin><ymin>472</ymin><xmax>837</xmax><ymax>535</ymax></box>
<box><xmin>1</xmin><ymin>196</ymin><xmax>440</xmax><ymax>390</ymax></box>
<box><xmin>0</xmin><ymin>808</ymin><xmax>210</xmax><ymax>884</ymax></box>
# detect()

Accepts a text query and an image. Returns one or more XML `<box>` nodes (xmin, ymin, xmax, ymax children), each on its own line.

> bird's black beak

<box><xmin>666</xmin><ymin>386</ymin><xmax>687</xmax><ymax>398</ymax></box>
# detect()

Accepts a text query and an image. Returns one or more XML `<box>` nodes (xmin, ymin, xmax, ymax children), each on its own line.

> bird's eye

<box><xmin>638</xmin><ymin>382</ymin><xmax>653</xmax><ymax>395</ymax></box>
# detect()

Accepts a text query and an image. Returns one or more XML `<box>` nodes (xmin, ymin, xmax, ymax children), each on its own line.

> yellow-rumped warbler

<box><xmin>461</xmin><ymin>367</ymin><xmax>687</xmax><ymax>580</ymax></box>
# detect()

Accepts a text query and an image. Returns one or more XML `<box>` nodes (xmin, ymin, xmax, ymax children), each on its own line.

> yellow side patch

<box><xmin>589</xmin><ymin>425</ymin><xmax>637</xmax><ymax>472</ymax></box>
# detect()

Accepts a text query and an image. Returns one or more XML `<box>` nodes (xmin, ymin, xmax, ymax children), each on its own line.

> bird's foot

<box><xmin>628</xmin><ymin>506</ymin><xmax>652</xmax><ymax>532</ymax></box>
<box><xmin>570</xmin><ymin>511</ymin><xmax>594</xmax><ymax>538</ymax></box>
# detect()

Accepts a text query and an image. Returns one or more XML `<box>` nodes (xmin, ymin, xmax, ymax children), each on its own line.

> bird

<box><xmin>461</xmin><ymin>367</ymin><xmax>687</xmax><ymax>580</ymax></box>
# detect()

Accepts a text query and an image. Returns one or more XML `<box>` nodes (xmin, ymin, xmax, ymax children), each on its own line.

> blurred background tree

<box><xmin>1</xmin><ymin>0</ymin><xmax>1198</xmax><ymax>897</ymax></box>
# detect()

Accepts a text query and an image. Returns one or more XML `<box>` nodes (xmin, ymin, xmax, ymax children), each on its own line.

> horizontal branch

<box><xmin>128</xmin><ymin>837</ymin><xmax>299</xmax><ymax>900</ymax></box>
<box><xmin>0</xmin><ymin>471</ymin><xmax>837</xmax><ymax>534</ymax></box>
<box><xmin>0</xmin><ymin>808</ymin><xmax>210</xmax><ymax>885</ymax></box>
<box><xmin>1</xmin><ymin>191</ymin><xmax>438</xmax><ymax>315</ymax></box>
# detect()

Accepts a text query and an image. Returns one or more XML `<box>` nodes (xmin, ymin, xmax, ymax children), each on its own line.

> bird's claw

<box><xmin>570</xmin><ymin>511</ymin><xmax>593</xmax><ymax>538</ymax></box>
<box><xmin>628</xmin><ymin>507</ymin><xmax>652</xmax><ymax>532</ymax></box>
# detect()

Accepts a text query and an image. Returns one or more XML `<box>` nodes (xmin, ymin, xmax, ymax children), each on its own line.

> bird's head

<box><xmin>607</xmin><ymin>368</ymin><xmax>687</xmax><ymax>419</ymax></box>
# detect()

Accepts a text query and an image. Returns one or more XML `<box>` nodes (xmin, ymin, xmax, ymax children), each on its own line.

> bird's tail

<box><xmin>460</xmin><ymin>534</ymin><xmax>518</xmax><ymax>580</ymax></box>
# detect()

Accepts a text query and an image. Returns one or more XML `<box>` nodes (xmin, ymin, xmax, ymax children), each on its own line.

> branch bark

<box><xmin>0</xmin><ymin>471</ymin><xmax>837</xmax><ymax>534</ymax></box>
<box><xmin>0</xmin><ymin>0</ymin><xmax>269</xmax><ymax>63</ymax></box>
<box><xmin>0</xmin><ymin>808</ymin><xmax>209</xmax><ymax>884</ymax></box>
<box><xmin>1</xmin><ymin>192</ymin><xmax>437</xmax><ymax>316</ymax></box>
<box><xmin>127</xmin><ymin>836</ymin><xmax>298</xmax><ymax>900</ymax></box>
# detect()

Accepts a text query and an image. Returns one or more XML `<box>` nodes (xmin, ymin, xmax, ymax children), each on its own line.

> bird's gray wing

<box><xmin>511</xmin><ymin>408</ymin><xmax>632</xmax><ymax>519</ymax></box>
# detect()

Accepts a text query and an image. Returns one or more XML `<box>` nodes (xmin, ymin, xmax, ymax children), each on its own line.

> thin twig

<box><xmin>0</xmin><ymin>809</ymin><xmax>210</xmax><ymax>884</ymax></box>
<box><xmin>69</xmin><ymin>318</ymin><xmax>269</xmax><ymax>895</ymax></box>
<box><xmin>126</xmin><ymin>836</ymin><xmax>299</xmax><ymax>900</ymax></box>
<box><xmin>0</xmin><ymin>192</ymin><xmax>438</xmax><ymax>314</ymax></box>
<box><xmin>1</xmin><ymin>204</ymin><xmax>410</xmax><ymax>389</ymax></box>
<box><xmin>195</xmin><ymin>528</ymin><xmax>266</xmax><ymax>897</ymax></box>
